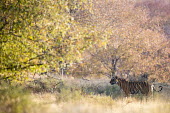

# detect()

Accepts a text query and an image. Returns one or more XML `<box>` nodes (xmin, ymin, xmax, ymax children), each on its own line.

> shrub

<box><xmin>26</xmin><ymin>78</ymin><xmax>64</xmax><ymax>93</ymax></box>
<box><xmin>55</xmin><ymin>88</ymin><xmax>82</xmax><ymax>103</ymax></box>
<box><xmin>0</xmin><ymin>82</ymin><xmax>34</xmax><ymax>113</ymax></box>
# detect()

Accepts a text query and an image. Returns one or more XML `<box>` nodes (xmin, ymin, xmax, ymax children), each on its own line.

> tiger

<box><xmin>110</xmin><ymin>76</ymin><xmax>163</xmax><ymax>96</ymax></box>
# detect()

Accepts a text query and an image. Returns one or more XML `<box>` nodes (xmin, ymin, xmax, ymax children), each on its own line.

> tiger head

<box><xmin>110</xmin><ymin>76</ymin><xmax>118</xmax><ymax>85</ymax></box>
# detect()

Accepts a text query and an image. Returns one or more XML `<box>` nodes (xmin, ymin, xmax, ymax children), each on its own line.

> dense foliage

<box><xmin>0</xmin><ymin>0</ymin><xmax>103</xmax><ymax>82</ymax></box>
<box><xmin>0</xmin><ymin>0</ymin><xmax>169</xmax><ymax>82</ymax></box>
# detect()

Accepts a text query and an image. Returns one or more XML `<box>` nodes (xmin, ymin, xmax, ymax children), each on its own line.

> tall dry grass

<box><xmin>33</xmin><ymin>93</ymin><xmax>170</xmax><ymax>113</ymax></box>
<box><xmin>29</xmin><ymin>78</ymin><xmax>170</xmax><ymax>113</ymax></box>
<box><xmin>1</xmin><ymin>78</ymin><xmax>169</xmax><ymax>113</ymax></box>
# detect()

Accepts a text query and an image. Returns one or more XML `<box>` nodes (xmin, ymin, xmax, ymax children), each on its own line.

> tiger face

<box><xmin>110</xmin><ymin>76</ymin><xmax>118</xmax><ymax>85</ymax></box>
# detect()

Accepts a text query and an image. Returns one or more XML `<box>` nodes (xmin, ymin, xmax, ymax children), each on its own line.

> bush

<box><xmin>26</xmin><ymin>78</ymin><xmax>64</xmax><ymax>93</ymax></box>
<box><xmin>67</xmin><ymin>79</ymin><xmax>121</xmax><ymax>97</ymax></box>
<box><xmin>55</xmin><ymin>87</ymin><xmax>82</xmax><ymax>103</ymax></box>
<box><xmin>0</xmin><ymin>82</ymin><xmax>34</xmax><ymax>113</ymax></box>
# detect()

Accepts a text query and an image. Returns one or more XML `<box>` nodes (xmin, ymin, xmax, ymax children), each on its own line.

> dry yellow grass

<box><xmin>32</xmin><ymin>93</ymin><xmax>170</xmax><ymax>113</ymax></box>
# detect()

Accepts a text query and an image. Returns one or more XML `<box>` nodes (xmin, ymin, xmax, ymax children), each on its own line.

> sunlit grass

<box><xmin>1</xmin><ymin>78</ymin><xmax>169</xmax><ymax>113</ymax></box>
<box><xmin>32</xmin><ymin>93</ymin><xmax>170</xmax><ymax>113</ymax></box>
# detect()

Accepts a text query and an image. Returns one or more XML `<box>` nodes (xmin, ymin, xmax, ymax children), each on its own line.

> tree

<box><xmin>0</xmin><ymin>0</ymin><xmax>100</xmax><ymax>82</ymax></box>
<box><xmin>72</xmin><ymin>0</ymin><xmax>170</xmax><ymax>82</ymax></box>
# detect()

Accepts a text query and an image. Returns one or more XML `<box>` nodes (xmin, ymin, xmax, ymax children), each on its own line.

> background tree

<box><xmin>71</xmin><ymin>0</ymin><xmax>170</xmax><ymax>82</ymax></box>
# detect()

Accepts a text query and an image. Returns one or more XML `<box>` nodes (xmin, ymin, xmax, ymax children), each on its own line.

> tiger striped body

<box><xmin>110</xmin><ymin>76</ymin><xmax>162</xmax><ymax>96</ymax></box>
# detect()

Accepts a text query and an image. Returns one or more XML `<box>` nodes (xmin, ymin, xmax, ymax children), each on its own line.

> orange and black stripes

<box><xmin>110</xmin><ymin>76</ymin><xmax>162</xmax><ymax>96</ymax></box>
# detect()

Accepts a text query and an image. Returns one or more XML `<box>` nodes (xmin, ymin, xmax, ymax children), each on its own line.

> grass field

<box><xmin>1</xmin><ymin>78</ymin><xmax>170</xmax><ymax>113</ymax></box>
<box><xmin>32</xmin><ymin>93</ymin><xmax>170</xmax><ymax>113</ymax></box>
